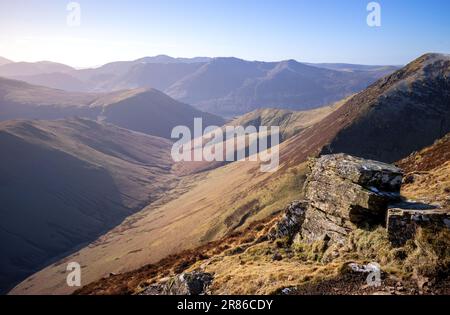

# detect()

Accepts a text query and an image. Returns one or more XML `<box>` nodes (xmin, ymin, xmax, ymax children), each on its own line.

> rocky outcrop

<box><xmin>268</xmin><ymin>200</ymin><xmax>308</xmax><ymax>242</ymax></box>
<box><xmin>387</xmin><ymin>205</ymin><xmax>450</xmax><ymax>246</ymax></box>
<box><xmin>299</xmin><ymin>154</ymin><xmax>403</xmax><ymax>244</ymax></box>
<box><xmin>141</xmin><ymin>271</ymin><xmax>213</xmax><ymax>295</ymax></box>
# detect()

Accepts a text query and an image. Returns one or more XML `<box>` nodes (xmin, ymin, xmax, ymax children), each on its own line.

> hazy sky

<box><xmin>1</xmin><ymin>0</ymin><xmax>449</xmax><ymax>68</ymax></box>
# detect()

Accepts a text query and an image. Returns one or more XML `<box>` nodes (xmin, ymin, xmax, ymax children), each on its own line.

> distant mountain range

<box><xmin>0</xmin><ymin>55</ymin><xmax>399</xmax><ymax>116</ymax></box>
<box><xmin>0</xmin><ymin>77</ymin><xmax>224</xmax><ymax>139</ymax></box>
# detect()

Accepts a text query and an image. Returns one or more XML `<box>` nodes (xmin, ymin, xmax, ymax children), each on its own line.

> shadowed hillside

<box><xmin>100</xmin><ymin>88</ymin><xmax>225</xmax><ymax>139</ymax></box>
<box><xmin>0</xmin><ymin>118</ymin><xmax>177</xmax><ymax>293</ymax></box>
<box><xmin>398</xmin><ymin>132</ymin><xmax>450</xmax><ymax>207</ymax></box>
<box><xmin>319</xmin><ymin>53</ymin><xmax>450</xmax><ymax>162</ymax></box>
<box><xmin>165</xmin><ymin>58</ymin><xmax>395</xmax><ymax>116</ymax></box>
<box><xmin>0</xmin><ymin>77</ymin><xmax>224</xmax><ymax>139</ymax></box>
<box><xmin>9</xmin><ymin>54</ymin><xmax>450</xmax><ymax>295</ymax></box>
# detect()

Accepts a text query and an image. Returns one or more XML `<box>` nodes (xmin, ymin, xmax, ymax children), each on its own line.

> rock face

<box><xmin>269</xmin><ymin>154</ymin><xmax>449</xmax><ymax>247</ymax></box>
<box><xmin>387</xmin><ymin>205</ymin><xmax>450</xmax><ymax>246</ymax></box>
<box><xmin>141</xmin><ymin>271</ymin><xmax>213</xmax><ymax>295</ymax></box>
<box><xmin>268</xmin><ymin>200</ymin><xmax>308</xmax><ymax>242</ymax></box>
<box><xmin>299</xmin><ymin>154</ymin><xmax>403</xmax><ymax>244</ymax></box>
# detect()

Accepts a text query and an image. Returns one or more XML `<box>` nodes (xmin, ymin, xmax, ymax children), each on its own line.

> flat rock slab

<box><xmin>310</xmin><ymin>154</ymin><xmax>403</xmax><ymax>192</ymax></box>
<box><xmin>387</xmin><ymin>206</ymin><xmax>450</xmax><ymax>246</ymax></box>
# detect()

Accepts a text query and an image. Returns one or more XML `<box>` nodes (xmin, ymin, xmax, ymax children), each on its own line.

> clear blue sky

<box><xmin>1</xmin><ymin>0</ymin><xmax>449</xmax><ymax>67</ymax></box>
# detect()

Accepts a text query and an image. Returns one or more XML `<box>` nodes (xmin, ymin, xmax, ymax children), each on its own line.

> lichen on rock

<box><xmin>299</xmin><ymin>154</ymin><xmax>404</xmax><ymax>244</ymax></box>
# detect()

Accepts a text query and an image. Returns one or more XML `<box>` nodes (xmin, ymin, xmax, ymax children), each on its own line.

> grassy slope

<box><xmin>11</xmin><ymin>100</ymin><xmax>340</xmax><ymax>294</ymax></box>
<box><xmin>75</xmin><ymin>211</ymin><xmax>449</xmax><ymax>295</ymax></box>
<box><xmin>11</xmin><ymin>54</ymin><xmax>450</xmax><ymax>294</ymax></box>
<box><xmin>228</xmin><ymin>96</ymin><xmax>350</xmax><ymax>141</ymax></box>
<box><xmin>398</xmin><ymin>133</ymin><xmax>450</xmax><ymax>206</ymax></box>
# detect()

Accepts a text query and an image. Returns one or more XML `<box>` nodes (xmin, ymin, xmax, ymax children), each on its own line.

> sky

<box><xmin>0</xmin><ymin>0</ymin><xmax>449</xmax><ymax>68</ymax></box>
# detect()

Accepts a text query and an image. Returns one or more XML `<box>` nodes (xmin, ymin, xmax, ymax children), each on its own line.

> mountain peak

<box><xmin>135</xmin><ymin>55</ymin><xmax>211</xmax><ymax>64</ymax></box>
<box><xmin>420</xmin><ymin>52</ymin><xmax>450</xmax><ymax>61</ymax></box>
<box><xmin>136</xmin><ymin>55</ymin><xmax>175</xmax><ymax>64</ymax></box>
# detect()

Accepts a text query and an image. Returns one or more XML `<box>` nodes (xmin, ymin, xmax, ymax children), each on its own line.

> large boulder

<box><xmin>300</xmin><ymin>154</ymin><xmax>403</xmax><ymax>244</ymax></box>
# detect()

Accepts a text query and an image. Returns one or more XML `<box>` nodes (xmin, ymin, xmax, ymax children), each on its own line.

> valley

<box><xmin>5</xmin><ymin>53</ymin><xmax>450</xmax><ymax>295</ymax></box>
<box><xmin>0</xmin><ymin>118</ymin><xmax>178</xmax><ymax>293</ymax></box>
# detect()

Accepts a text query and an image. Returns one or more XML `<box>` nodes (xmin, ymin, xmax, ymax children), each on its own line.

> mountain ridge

<box><xmin>0</xmin><ymin>55</ymin><xmax>399</xmax><ymax>116</ymax></box>
<box><xmin>0</xmin><ymin>77</ymin><xmax>225</xmax><ymax>138</ymax></box>
<box><xmin>8</xmin><ymin>53</ymin><xmax>450</xmax><ymax>295</ymax></box>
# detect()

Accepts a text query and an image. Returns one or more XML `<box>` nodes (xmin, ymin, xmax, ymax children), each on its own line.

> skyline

<box><xmin>1</xmin><ymin>0</ymin><xmax>450</xmax><ymax>67</ymax></box>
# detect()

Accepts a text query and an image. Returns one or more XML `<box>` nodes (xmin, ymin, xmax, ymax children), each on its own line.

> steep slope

<box><xmin>318</xmin><ymin>53</ymin><xmax>450</xmax><ymax>163</ymax></box>
<box><xmin>0</xmin><ymin>77</ymin><xmax>224</xmax><ymax>139</ymax></box>
<box><xmin>104</xmin><ymin>62</ymin><xmax>204</xmax><ymax>91</ymax></box>
<box><xmin>229</xmin><ymin>96</ymin><xmax>350</xmax><ymax>141</ymax></box>
<box><xmin>0</xmin><ymin>118</ymin><xmax>176</xmax><ymax>293</ymax></box>
<box><xmin>166</xmin><ymin>58</ymin><xmax>396</xmax><ymax>116</ymax></box>
<box><xmin>11</xmin><ymin>53</ymin><xmax>448</xmax><ymax>295</ymax></box>
<box><xmin>100</xmin><ymin>88</ymin><xmax>225</xmax><ymax>139</ymax></box>
<box><xmin>398</xmin><ymin>132</ymin><xmax>450</xmax><ymax>207</ymax></box>
<box><xmin>171</xmin><ymin>97</ymin><xmax>348</xmax><ymax>175</ymax></box>
<box><xmin>397</xmin><ymin>132</ymin><xmax>450</xmax><ymax>173</ymax></box>
<box><xmin>0</xmin><ymin>77</ymin><xmax>100</xmax><ymax>121</ymax></box>
<box><xmin>74</xmin><ymin>155</ymin><xmax>449</xmax><ymax>296</ymax></box>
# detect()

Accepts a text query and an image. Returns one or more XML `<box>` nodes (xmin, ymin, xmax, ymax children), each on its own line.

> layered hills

<box><xmin>0</xmin><ymin>77</ymin><xmax>224</xmax><ymax>139</ymax></box>
<box><xmin>10</xmin><ymin>53</ymin><xmax>449</xmax><ymax>295</ymax></box>
<box><xmin>165</xmin><ymin>58</ymin><xmax>393</xmax><ymax>116</ymax></box>
<box><xmin>0</xmin><ymin>56</ymin><xmax>398</xmax><ymax>116</ymax></box>
<box><xmin>318</xmin><ymin>53</ymin><xmax>450</xmax><ymax>163</ymax></box>
<box><xmin>0</xmin><ymin>61</ymin><xmax>74</xmax><ymax>77</ymax></box>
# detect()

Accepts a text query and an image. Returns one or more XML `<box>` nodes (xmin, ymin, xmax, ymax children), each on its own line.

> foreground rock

<box><xmin>387</xmin><ymin>204</ymin><xmax>450</xmax><ymax>246</ymax></box>
<box><xmin>299</xmin><ymin>154</ymin><xmax>403</xmax><ymax>244</ymax></box>
<box><xmin>268</xmin><ymin>200</ymin><xmax>308</xmax><ymax>242</ymax></box>
<box><xmin>141</xmin><ymin>271</ymin><xmax>213</xmax><ymax>295</ymax></box>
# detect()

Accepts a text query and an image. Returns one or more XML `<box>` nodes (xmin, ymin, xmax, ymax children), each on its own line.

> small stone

<box><xmin>141</xmin><ymin>270</ymin><xmax>213</xmax><ymax>295</ymax></box>
<box><xmin>272</xmin><ymin>253</ymin><xmax>283</xmax><ymax>261</ymax></box>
